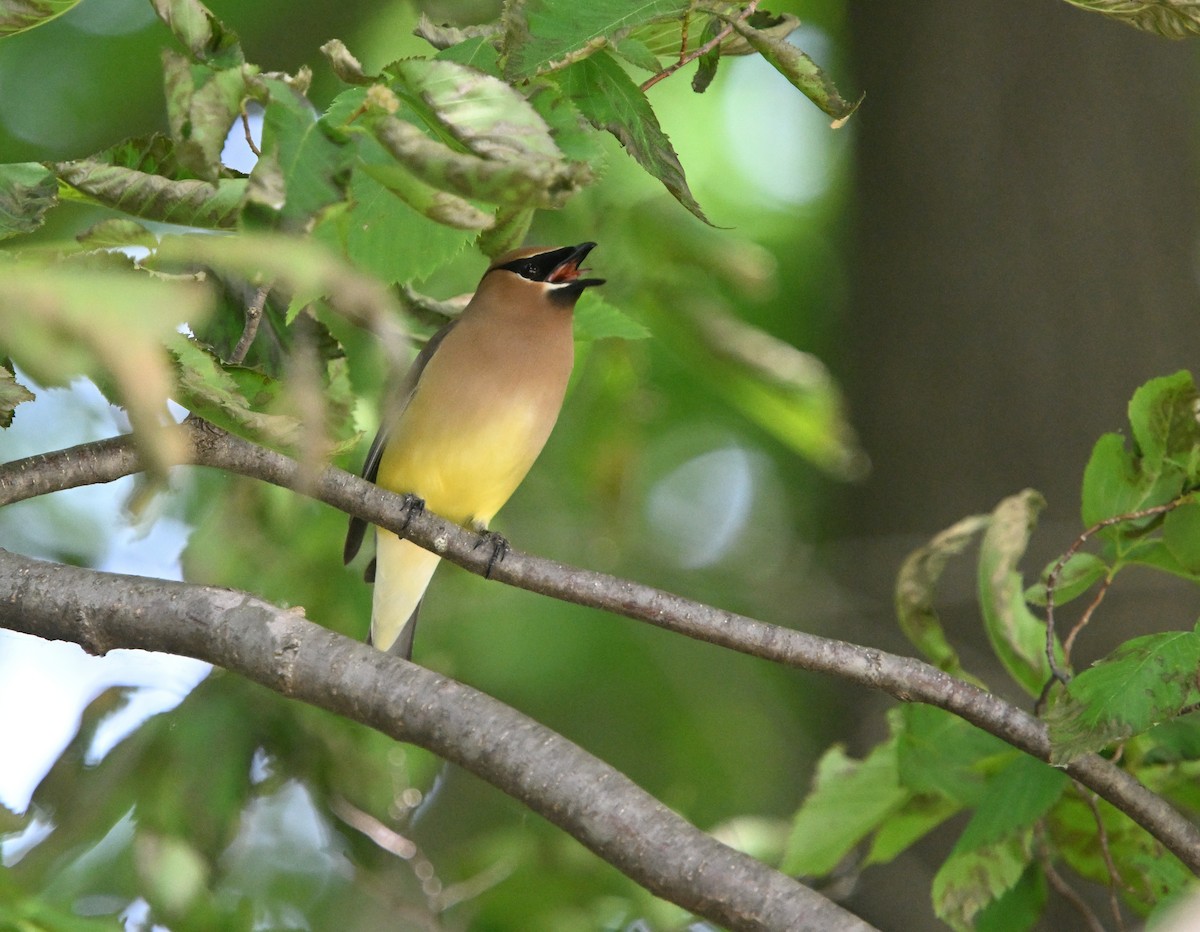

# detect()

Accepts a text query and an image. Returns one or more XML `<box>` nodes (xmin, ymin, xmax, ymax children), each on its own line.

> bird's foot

<box><xmin>472</xmin><ymin>530</ymin><xmax>509</xmax><ymax>579</ymax></box>
<box><xmin>401</xmin><ymin>494</ymin><xmax>426</xmax><ymax>530</ymax></box>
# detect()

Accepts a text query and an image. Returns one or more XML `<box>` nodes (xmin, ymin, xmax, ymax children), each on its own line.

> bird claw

<box><xmin>402</xmin><ymin>494</ymin><xmax>426</xmax><ymax>530</ymax></box>
<box><xmin>473</xmin><ymin>530</ymin><xmax>509</xmax><ymax>579</ymax></box>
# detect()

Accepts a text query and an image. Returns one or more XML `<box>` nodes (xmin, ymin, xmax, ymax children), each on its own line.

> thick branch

<box><xmin>0</xmin><ymin>549</ymin><xmax>872</xmax><ymax>932</ymax></box>
<box><xmin>2</xmin><ymin>423</ymin><xmax>1199</xmax><ymax>876</ymax></box>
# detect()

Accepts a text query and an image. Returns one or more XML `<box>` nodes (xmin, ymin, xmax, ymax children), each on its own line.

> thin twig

<box><xmin>1063</xmin><ymin>574</ymin><xmax>1112</xmax><ymax>663</ymax></box>
<box><xmin>228</xmin><ymin>283</ymin><xmax>271</xmax><ymax>366</ymax></box>
<box><xmin>1036</xmin><ymin>822</ymin><xmax>1107</xmax><ymax>932</ymax></box>
<box><xmin>1078</xmin><ymin>785</ymin><xmax>1129</xmax><ymax>931</ymax></box>
<box><xmin>1044</xmin><ymin>501</ymin><xmax>1184</xmax><ymax>686</ymax></box>
<box><xmin>241</xmin><ymin>107</ymin><xmax>261</xmax><ymax>157</ymax></box>
<box><xmin>640</xmin><ymin>0</ymin><xmax>759</xmax><ymax>93</ymax></box>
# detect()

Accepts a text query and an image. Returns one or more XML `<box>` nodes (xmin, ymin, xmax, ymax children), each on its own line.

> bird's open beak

<box><xmin>548</xmin><ymin>242</ymin><xmax>604</xmax><ymax>289</ymax></box>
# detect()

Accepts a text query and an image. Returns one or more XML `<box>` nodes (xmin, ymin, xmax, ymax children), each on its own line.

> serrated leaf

<box><xmin>1045</xmin><ymin>626</ymin><xmax>1200</xmax><ymax>764</ymax></box>
<box><xmin>557</xmin><ymin>50</ymin><xmax>709</xmax><ymax>224</ymax></box>
<box><xmin>0</xmin><ymin>363</ymin><xmax>35</xmax><ymax>427</ymax></box>
<box><xmin>723</xmin><ymin>15</ymin><xmax>862</xmax><ymax>124</ymax></box>
<box><xmin>0</xmin><ymin>162</ymin><xmax>57</xmax><ymax>240</ymax></box>
<box><xmin>573</xmin><ymin>292</ymin><xmax>650</xmax><ymax>341</ymax></box>
<box><xmin>895</xmin><ymin>513</ymin><xmax>990</xmax><ymax>677</ymax></box>
<box><xmin>52</xmin><ymin>135</ymin><xmax>247</xmax><ymax>229</ymax></box>
<box><xmin>1063</xmin><ymin>0</ymin><xmax>1200</xmax><ymax>38</ymax></box>
<box><xmin>0</xmin><ymin>266</ymin><xmax>211</xmax><ymax>478</ymax></box>
<box><xmin>978</xmin><ymin>490</ymin><xmax>1058</xmax><ymax>696</ymax></box>
<box><xmin>781</xmin><ymin>737</ymin><xmax>908</xmax><ymax>876</ymax></box>
<box><xmin>0</xmin><ymin>0</ymin><xmax>81</xmax><ymax>37</ymax></box>
<box><xmin>433</xmin><ymin>35</ymin><xmax>503</xmax><ymax>74</ymax></box>
<box><xmin>1025</xmin><ymin>551</ymin><xmax>1108</xmax><ymax>608</ymax></box>
<box><xmin>148</xmin><ymin>0</ymin><xmax>243</xmax><ymax>66</ymax></box>
<box><xmin>255</xmin><ymin>77</ymin><xmax>354</xmax><ymax>230</ymax></box>
<box><xmin>502</xmin><ymin>0</ymin><xmax>691</xmax><ymax>78</ymax></box>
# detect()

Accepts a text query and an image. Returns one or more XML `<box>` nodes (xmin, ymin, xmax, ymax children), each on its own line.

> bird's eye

<box><xmin>520</xmin><ymin>262</ymin><xmax>538</xmax><ymax>279</ymax></box>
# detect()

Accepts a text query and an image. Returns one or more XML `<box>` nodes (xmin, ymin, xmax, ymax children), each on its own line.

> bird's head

<box><xmin>484</xmin><ymin>243</ymin><xmax>605</xmax><ymax>306</ymax></box>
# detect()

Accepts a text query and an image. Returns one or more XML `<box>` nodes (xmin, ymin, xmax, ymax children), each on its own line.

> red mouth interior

<box><xmin>547</xmin><ymin>258</ymin><xmax>582</xmax><ymax>283</ymax></box>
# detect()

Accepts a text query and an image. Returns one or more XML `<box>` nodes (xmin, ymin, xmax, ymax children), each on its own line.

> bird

<box><xmin>344</xmin><ymin>243</ymin><xmax>605</xmax><ymax>658</ymax></box>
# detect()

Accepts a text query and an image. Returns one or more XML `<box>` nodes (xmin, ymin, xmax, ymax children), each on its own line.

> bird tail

<box><xmin>370</xmin><ymin>530</ymin><xmax>441</xmax><ymax>659</ymax></box>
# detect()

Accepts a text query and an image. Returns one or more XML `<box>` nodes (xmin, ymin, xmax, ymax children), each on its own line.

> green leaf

<box><xmin>336</xmin><ymin>170</ymin><xmax>474</xmax><ymax>284</ymax></box>
<box><xmin>1045</xmin><ymin>626</ymin><xmax>1200</xmax><ymax>764</ymax></box>
<box><xmin>974</xmin><ymin>864</ymin><xmax>1046</xmax><ymax>932</ymax></box>
<box><xmin>415</xmin><ymin>13</ymin><xmax>499</xmax><ymax>52</ymax></box>
<box><xmin>162</xmin><ymin>50</ymin><xmax>257</xmax><ymax>182</ymax></box>
<box><xmin>1128</xmin><ymin>370</ymin><xmax>1200</xmax><ymax>472</ymax></box>
<box><xmin>0</xmin><ymin>265</ymin><xmax>212</xmax><ymax>478</ymax></box>
<box><xmin>364</xmin><ymin>60</ymin><xmax>594</xmax><ymax>212</ymax></box>
<box><xmin>169</xmin><ymin>333</ymin><xmax>302</xmax><ymax>447</ymax></box>
<box><xmin>433</xmin><ymin>35</ymin><xmax>502</xmax><ymax>74</ymax></box>
<box><xmin>573</xmin><ymin>292</ymin><xmax>650</xmax><ymax>342</ymax></box>
<box><xmin>148</xmin><ymin>0</ymin><xmax>243</xmax><ymax>66</ymax></box>
<box><xmin>895</xmin><ymin>513</ymin><xmax>990</xmax><ymax>678</ymax></box>
<box><xmin>0</xmin><ymin>0</ymin><xmax>82</xmax><ymax>37</ymax></box>
<box><xmin>1062</xmin><ymin>0</ymin><xmax>1200</xmax><ymax>38</ymax></box>
<box><xmin>1080</xmin><ymin>431</ymin><xmax>1183</xmax><ymax>528</ymax></box>
<box><xmin>391</xmin><ymin>58</ymin><xmax>563</xmax><ymax>164</ymax></box>
<box><xmin>556</xmin><ymin>50</ymin><xmax>710</xmax><ymax>224</ymax></box>
<box><xmin>613</xmin><ymin>36</ymin><xmax>663</xmax><ymax>74</ymax></box>
<box><xmin>75</xmin><ymin>218</ymin><xmax>160</xmax><ymax>251</ymax></box>
<box><xmin>501</xmin><ymin>0</ymin><xmax>690</xmax><ymax>78</ymax></box>
<box><xmin>477</xmin><ymin>205</ymin><xmax>533</xmax><ymax>257</ymax></box>
<box><xmin>781</xmin><ymin>736</ymin><xmax>908</xmax><ymax>876</ymax></box>
<box><xmin>255</xmin><ymin>77</ymin><xmax>354</xmax><ymax>230</ymax></box>
<box><xmin>52</xmin><ymin>135</ymin><xmax>247</xmax><ymax>229</ymax></box>
<box><xmin>1024</xmin><ymin>551</ymin><xmax>1108</xmax><ymax>608</ymax></box>
<box><xmin>1163</xmin><ymin>500</ymin><xmax>1200</xmax><ymax>573</ymax></box>
<box><xmin>1140</xmin><ymin>715</ymin><xmax>1200</xmax><ymax>764</ymax></box>
<box><xmin>932</xmin><ymin>755</ymin><xmax>1067</xmax><ymax>931</ymax></box>
<box><xmin>977</xmin><ymin>490</ymin><xmax>1058</xmax><ymax>695</ymax></box>
<box><xmin>863</xmin><ymin>793</ymin><xmax>960</xmax><ymax>866</ymax></box>
<box><xmin>0</xmin><ymin>362</ymin><xmax>35</xmax><ymax>427</ymax></box>
<box><xmin>0</xmin><ymin>162</ymin><xmax>57</xmax><ymax>239</ymax></box>
<box><xmin>690</xmin><ymin>16</ymin><xmax>723</xmax><ymax>93</ymax></box>
<box><xmin>723</xmin><ymin>15</ymin><xmax>862</xmax><ymax>124</ymax></box>
<box><xmin>896</xmin><ymin>705</ymin><xmax>1011</xmax><ymax>806</ymax></box>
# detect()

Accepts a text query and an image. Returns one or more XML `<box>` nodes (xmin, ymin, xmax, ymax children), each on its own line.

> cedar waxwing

<box><xmin>344</xmin><ymin>243</ymin><xmax>605</xmax><ymax>657</ymax></box>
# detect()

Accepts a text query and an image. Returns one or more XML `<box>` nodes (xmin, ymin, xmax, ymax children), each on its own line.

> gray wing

<box><xmin>343</xmin><ymin>319</ymin><xmax>460</xmax><ymax>566</ymax></box>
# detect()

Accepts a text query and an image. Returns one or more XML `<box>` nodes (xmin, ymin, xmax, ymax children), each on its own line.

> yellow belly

<box><xmin>376</xmin><ymin>401</ymin><xmax>550</xmax><ymax>527</ymax></box>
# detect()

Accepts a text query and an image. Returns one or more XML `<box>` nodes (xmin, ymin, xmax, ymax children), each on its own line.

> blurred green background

<box><xmin>3</xmin><ymin>1</ymin><xmax>1200</xmax><ymax>930</ymax></box>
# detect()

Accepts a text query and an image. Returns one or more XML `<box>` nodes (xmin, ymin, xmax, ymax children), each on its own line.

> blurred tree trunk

<box><xmin>837</xmin><ymin>3</ymin><xmax>1200</xmax><ymax>927</ymax></box>
<box><xmin>844</xmin><ymin>0</ymin><xmax>1200</xmax><ymax>538</ymax></box>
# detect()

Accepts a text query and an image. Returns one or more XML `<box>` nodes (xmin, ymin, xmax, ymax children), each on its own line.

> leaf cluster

<box><xmin>788</xmin><ymin>371</ymin><xmax>1200</xmax><ymax>928</ymax></box>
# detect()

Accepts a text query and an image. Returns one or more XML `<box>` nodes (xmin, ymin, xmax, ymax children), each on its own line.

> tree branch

<box><xmin>0</xmin><ymin>548</ymin><xmax>873</xmax><ymax>932</ymax></box>
<box><xmin>2</xmin><ymin>421</ymin><xmax>1199</xmax><ymax>878</ymax></box>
